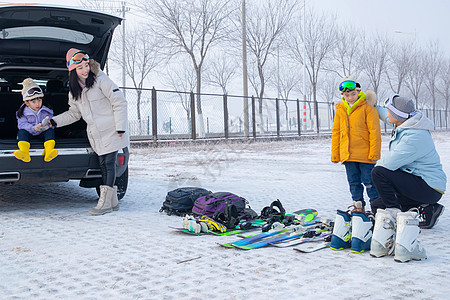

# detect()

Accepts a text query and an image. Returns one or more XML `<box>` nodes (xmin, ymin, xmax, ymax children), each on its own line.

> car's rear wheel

<box><xmin>95</xmin><ymin>167</ymin><xmax>128</xmax><ymax>200</ymax></box>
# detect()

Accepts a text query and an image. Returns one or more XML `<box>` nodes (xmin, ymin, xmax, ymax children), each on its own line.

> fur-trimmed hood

<box><xmin>89</xmin><ymin>59</ymin><xmax>101</xmax><ymax>76</ymax></box>
<box><xmin>335</xmin><ymin>90</ymin><xmax>377</xmax><ymax>106</ymax></box>
<box><xmin>365</xmin><ymin>90</ymin><xmax>377</xmax><ymax>107</ymax></box>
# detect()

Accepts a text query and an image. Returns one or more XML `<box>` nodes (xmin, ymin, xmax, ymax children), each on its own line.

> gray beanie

<box><xmin>387</xmin><ymin>95</ymin><xmax>416</xmax><ymax>122</ymax></box>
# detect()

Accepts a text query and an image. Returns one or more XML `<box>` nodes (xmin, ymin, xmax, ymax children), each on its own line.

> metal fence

<box><xmin>124</xmin><ymin>87</ymin><xmax>450</xmax><ymax>140</ymax></box>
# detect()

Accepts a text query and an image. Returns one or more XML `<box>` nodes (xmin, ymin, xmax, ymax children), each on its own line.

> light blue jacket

<box><xmin>376</xmin><ymin>106</ymin><xmax>446</xmax><ymax>192</ymax></box>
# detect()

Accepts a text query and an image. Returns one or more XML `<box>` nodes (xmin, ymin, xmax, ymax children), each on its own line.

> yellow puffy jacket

<box><xmin>331</xmin><ymin>92</ymin><xmax>381</xmax><ymax>164</ymax></box>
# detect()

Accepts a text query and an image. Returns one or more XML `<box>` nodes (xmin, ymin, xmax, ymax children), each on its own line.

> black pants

<box><xmin>98</xmin><ymin>151</ymin><xmax>118</xmax><ymax>187</ymax></box>
<box><xmin>371</xmin><ymin>166</ymin><xmax>442</xmax><ymax>213</ymax></box>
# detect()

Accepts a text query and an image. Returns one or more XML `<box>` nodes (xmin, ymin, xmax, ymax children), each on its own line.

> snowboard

<box><xmin>170</xmin><ymin>219</ymin><xmax>266</xmax><ymax>236</ymax></box>
<box><xmin>293</xmin><ymin>242</ymin><xmax>330</xmax><ymax>253</ymax></box>
<box><xmin>286</xmin><ymin>208</ymin><xmax>318</xmax><ymax>223</ymax></box>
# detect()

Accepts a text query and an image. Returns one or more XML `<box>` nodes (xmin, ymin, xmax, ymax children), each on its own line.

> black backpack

<box><xmin>160</xmin><ymin>187</ymin><xmax>212</xmax><ymax>216</ymax></box>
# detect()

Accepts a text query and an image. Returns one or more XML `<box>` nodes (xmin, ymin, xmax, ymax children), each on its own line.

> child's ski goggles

<box><xmin>339</xmin><ymin>80</ymin><xmax>357</xmax><ymax>92</ymax></box>
<box><xmin>384</xmin><ymin>93</ymin><xmax>417</xmax><ymax>119</ymax></box>
<box><xmin>67</xmin><ymin>51</ymin><xmax>89</xmax><ymax>68</ymax></box>
<box><xmin>23</xmin><ymin>86</ymin><xmax>43</xmax><ymax>100</ymax></box>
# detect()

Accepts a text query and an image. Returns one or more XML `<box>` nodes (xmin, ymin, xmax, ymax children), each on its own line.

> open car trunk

<box><xmin>0</xmin><ymin>83</ymin><xmax>90</xmax><ymax>150</ymax></box>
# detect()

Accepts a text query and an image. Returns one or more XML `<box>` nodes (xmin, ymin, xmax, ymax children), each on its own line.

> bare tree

<box><xmin>405</xmin><ymin>48</ymin><xmax>426</xmax><ymax>108</ymax></box>
<box><xmin>204</xmin><ymin>52</ymin><xmax>238</xmax><ymax>94</ymax></box>
<box><xmin>438</xmin><ymin>58</ymin><xmax>450</xmax><ymax>115</ymax></box>
<box><xmin>163</xmin><ymin>61</ymin><xmax>197</xmax><ymax>133</ymax></box>
<box><xmin>359</xmin><ymin>33</ymin><xmax>391</xmax><ymax>95</ymax></box>
<box><xmin>326</xmin><ymin>24</ymin><xmax>364</xmax><ymax>79</ymax></box>
<box><xmin>110</xmin><ymin>27</ymin><xmax>161</xmax><ymax>134</ymax></box>
<box><xmin>78</xmin><ymin>0</ymin><xmax>120</xmax><ymax>11</ymax></box>
<box><xmin>386</xmin><ymin>40</ymin><xmax>414</xmax><ymax>94</ymax></box>
<box><xmin>289</xmin><ymin>9</ymin><xmax>336</xmax><ymax>133</ymax></box>
<box><xmin>137</xmin><ymin>0</ymin><xmax>232</xmax><ymax>137</ymax></box>
<box><xmin>269</xmin><ymin>58</ymin><xmax>301</xmax><ymax>129</ymax></box>
<box><xmin>424</xmin><ymin>40</ymin><xmax>443</xmax><ymax>122</ymax></box>
<box><xmin>244</xmin><ymin>0</ymin><xmax>296</xmax><ymax>134</ymax></box>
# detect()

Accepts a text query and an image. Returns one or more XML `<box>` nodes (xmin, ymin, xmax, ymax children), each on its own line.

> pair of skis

<box><xmin>220</xmin><ymin>223</ymin><xmax>331</xmax><ymax>250</ymax></box>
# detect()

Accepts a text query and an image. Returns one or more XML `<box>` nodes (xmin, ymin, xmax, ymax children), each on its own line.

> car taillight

<box><xmin>118</xmin><ymin>155</ymin><xmax>125</xmax><ymax>165</ymax></box>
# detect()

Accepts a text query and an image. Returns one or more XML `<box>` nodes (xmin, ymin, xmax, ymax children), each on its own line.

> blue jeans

<box><xmin>17</xmin><ymin>128</ymin><xmax>55</xmax><ymax>142</ymax></box>
<box><xmin>344</xmin><ymin>161</ymin><xmax>379</xmax><ymax>207</ymax></box>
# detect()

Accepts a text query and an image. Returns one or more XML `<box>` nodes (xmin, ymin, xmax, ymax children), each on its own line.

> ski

<box><xmin>269</xmin><ymin>232</ymin><xmax>332</xmax><ymax>248</ymax></box>
<box><xmin>293</xmin><ymin>242</ymin><xmax>330</xmax><ymax>253</ymax></box>
<box><xmin>234</xmin><ymin>227</ymin><xmax>331</xmax><ymax>250</ymax></box>
<box><xmin>222</xmin><ymin>209</ymin><xmax>319</xmax><ymax>247</ymax></box>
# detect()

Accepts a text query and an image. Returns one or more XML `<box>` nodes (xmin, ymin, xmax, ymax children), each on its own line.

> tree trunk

<box><xmin>196</xmin><ymin>68</ymin><xmax>205</xmax><ymax>138</ymax></box>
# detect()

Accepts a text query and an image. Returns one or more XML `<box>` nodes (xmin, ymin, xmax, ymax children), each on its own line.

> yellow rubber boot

<box><xmin>14</xmin><ymin>141</ymin><xmax>31</xmax><ymax>162</ymax></box>
<box><xmin>43</xmin><ymin>140</ymin><xmax>58</xmax><ymax>162</ymax></box>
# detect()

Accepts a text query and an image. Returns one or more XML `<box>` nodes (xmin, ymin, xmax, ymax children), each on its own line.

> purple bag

<box><xmin>192</xmin><ymin>192</ymin><xmax>247</xmax><ymax>218</ymax></box>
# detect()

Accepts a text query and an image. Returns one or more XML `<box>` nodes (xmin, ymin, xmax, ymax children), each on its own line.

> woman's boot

<box><xmin>89</xmin><ymin>185</ymin><xmax>114</xmax><ymax>216</ymax></box>
<box><xmin>112</xmin><ymin>186</ymin><xmax>119</xmax><ymax>211</ymax></box>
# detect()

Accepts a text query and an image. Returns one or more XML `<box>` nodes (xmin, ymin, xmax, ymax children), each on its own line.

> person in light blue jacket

<box><xmin>371</xmin><ymin>94</ymin><xmax>446</xmax><ymax>229</ymax></box>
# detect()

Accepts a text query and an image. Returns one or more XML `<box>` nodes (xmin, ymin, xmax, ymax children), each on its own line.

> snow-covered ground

<box><xmin>1</xmin><ymin>132</ymin><xmax>449</xmax><ymax>299</ymax></box>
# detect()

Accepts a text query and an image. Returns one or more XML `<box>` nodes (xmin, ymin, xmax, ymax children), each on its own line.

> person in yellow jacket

<box><xmin>331</xmin><ymin>76</ymin><xmax>381</xmax><ymax>213</ymax></box>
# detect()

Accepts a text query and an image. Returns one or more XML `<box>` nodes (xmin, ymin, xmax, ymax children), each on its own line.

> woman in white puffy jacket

<box><xmin>51</xmin><ymin>48</ymin><xmax>129</xmax><ymax>216</ymax></box>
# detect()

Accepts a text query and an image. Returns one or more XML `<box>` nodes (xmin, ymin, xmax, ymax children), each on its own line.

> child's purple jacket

<box><xmin>17</xmin><ymin>105</ymin><xmax>54</xmax><ymax>136</ymax></box>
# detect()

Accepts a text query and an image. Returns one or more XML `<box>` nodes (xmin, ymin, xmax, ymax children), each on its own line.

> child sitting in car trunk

<box><xmin>14</xmin><ymin>78</ymin><xmax>58</xmax><ymax>163</ymax></box>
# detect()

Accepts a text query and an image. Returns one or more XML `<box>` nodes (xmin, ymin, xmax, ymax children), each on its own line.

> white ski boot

<box><xmin>394</xmin><ymin>210</ymin><xmax>427</xmax><ymax>263</ymax></box>
<box><xmin>370</xmin><ymin>208</ymin><xmax>399</xmax><ymax>257</ymax></box>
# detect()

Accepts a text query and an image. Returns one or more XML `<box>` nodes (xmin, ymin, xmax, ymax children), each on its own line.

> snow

<box><xmin>1</xmin><ymin>132</ymin><xmax>450</xmax><ymax>299</ymax></box>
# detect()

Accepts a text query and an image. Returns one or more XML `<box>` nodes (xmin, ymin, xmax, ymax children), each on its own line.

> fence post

<box><xmin>190</xmin><ymin>92</ymin><xmax>196</xmax><ymax>140</ymax></box>
<box><xmin>251</xmin><ymin>96</ymin><xmax>256</xmax><ymax>139</ymax></box>
<box><xmin>223</xmin><ymin>94</ymin><xmax>229</xmax><ymax>139</ymax></box>
<box><xmin>296</xmin><ymin>98</ymin><xmax>301</xmax><ymax>136</ymax></box>
<box><xmin>276</xmin><ymin>98</ymin><xmax>280</xmax><ymax>138</ymax></box>
<box><xmin>151</xmin><ymin>87</ymin><xmax>157</xmax><ymax>141</ymax></box>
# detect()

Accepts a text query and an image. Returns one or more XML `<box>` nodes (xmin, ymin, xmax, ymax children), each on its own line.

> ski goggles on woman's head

<box><xmin>66</xmin><ymin>51</ymin><xmax>89</xmax><ymax>68</ymax></box>
<box><xmin>339</xmin><ymin>80</ymin><xmax>357</xmax><ymax>92</ymax></box>
<box><xmin>384</xmin><ymin>93</ymin><xmax>417</xmax><ymax>119</ymax></box>
<box><xmin>22</xmin><ymin>86</ymin><xmax>43</xmax><ymax>100</ymax></box>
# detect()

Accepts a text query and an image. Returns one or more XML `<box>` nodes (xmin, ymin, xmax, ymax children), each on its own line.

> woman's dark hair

<box><xmin>68</xmin><ymin>68</ymin><xmax>96</xmax><ymax>100</ymax></box>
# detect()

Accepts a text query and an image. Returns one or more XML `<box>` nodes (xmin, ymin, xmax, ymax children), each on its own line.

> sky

<box><xmin>1</xmin><ymin>0</ymin><xmax>450</xmax><ymax>93</ymax></box>
<box><xmin>2</xmin><ymin>0</ymin><xmax>449</xmax><ymax>56</ymax></box>
<box><xmin>311</xmin><ymin>0</ymin><xmax>450</xmax><ymax>56</ymax></box>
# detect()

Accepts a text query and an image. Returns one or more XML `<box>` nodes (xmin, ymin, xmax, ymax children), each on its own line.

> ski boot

<box><xmin>394</xmin><ymin>210</ymin><xmax>427</xmax><ymax>263</ymax></box>
<box><xmin>330</xmin><ymin>210</ymin><xmax>352</xmax><ymax>250</ymax></box>
<box><xmin>350</xmin><ymin>211</ymin><xmax>374</xmax><ymax>253</ymax></box>
<box><xmin>370</xmin><ymin>208</ymin><xmax>399</xmax><ymax>258</ymax></box>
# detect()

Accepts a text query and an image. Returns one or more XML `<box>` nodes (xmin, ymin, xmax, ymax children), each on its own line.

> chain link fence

<box><xmin>124</xmin><ymin>87</ymin><xmax>450</xmax><ymax>140</ymax></box>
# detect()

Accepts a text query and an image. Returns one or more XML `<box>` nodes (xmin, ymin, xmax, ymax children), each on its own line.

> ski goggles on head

<box><xmin>66</xmin><ymin>51</ymin><xmax>89</xmax><ymax>68</ymax></box>
<box><xmin>339</xmin><ymin>80</ymin><xmax>357</xmax><ymax>92</ymax></box>
<box><xmin>22</xmin><ymin>86</ymin><xmax>43</xmax><ymax>100</ymax></box>
<box><xmin>384</xmin><ymin>93</ymin><xmax>417</xmax><ymax>119</ymax></box>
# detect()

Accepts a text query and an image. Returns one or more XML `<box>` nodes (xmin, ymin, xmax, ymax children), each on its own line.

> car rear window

<box><xmin>1</xmin><ymin>26</ymin><xmax>94</xmax><ymax>44</ymax></box>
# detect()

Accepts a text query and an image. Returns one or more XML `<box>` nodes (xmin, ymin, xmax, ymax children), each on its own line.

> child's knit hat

<box><xmin>339</xmin><ymin>76</ymin><xmax>361</xmax><ymax>92</ymax></box>
<box><xmin>386</xmin><ymin>94</ymin><xmax>416</xmax><ymax>122</ymax></box>
<box><xmin>21</xmin><ymin>78</ymin><xmax>44</xmax><ymax>101</ymax></box>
